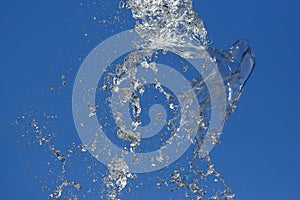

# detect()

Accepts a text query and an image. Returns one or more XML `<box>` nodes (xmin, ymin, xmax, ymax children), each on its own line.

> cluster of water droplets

<box><xmin>16</xmin><ymin>0</ymin><xmax>254</xmax><ymax>199</ymax></box>
<box><xmin>121</xmin><ymin>0</ymin><xmax>208</xmax><ymax>48</ymax></box>
<box><xmin>96</xmin><ymin>0</ymin><xmax>254</xmax><ymax>199</ymax></box>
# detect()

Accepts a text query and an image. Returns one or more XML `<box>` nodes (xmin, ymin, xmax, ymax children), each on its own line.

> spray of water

<box><xmin>96</xmin><ymin>1</ymin><xmax>254</xmax><ymax>198</ymax></box>
<box><xmin>16</xmin><ymin>1</ymin><xmax>254</xmax><ymax>199</ymax></box>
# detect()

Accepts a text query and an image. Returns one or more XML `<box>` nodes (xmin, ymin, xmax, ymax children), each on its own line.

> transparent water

<box><xmin>15</xmin><ymin>1</ymin><xmax>254</xmax><ymax>199</ymax></box>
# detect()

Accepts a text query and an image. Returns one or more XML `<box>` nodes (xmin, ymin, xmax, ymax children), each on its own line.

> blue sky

<box><xmin>1</xmin><ymin>0</ymin><xmax>300</xmax><ymax>199</ymax></box>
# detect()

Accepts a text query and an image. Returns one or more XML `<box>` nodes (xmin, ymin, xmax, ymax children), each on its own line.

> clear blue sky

<box><xmin>1</xmin><ymin>0</ymin><xmax>300</xmax><ymax>199</ymax></box>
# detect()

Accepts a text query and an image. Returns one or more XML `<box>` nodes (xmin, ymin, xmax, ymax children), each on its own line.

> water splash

<box><xmin>99</xmin><ymin>0</ymin><xmax>255</xmax><ymax>199</ymax></box>
<box><xmin>123</xmin><ymin>0</ymin><xmax>208</xmax><ymax>47</ymax></box>
<box><xmin>16</xmin><ymin>1</ymin><xmax>254</xmax><ymax>199</ymax></box>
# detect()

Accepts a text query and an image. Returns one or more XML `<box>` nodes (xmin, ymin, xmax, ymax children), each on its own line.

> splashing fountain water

<box><xmin>17</xmin><ymin>1</ymin><xmax>255</xmax><ymax>199</ymax></box>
